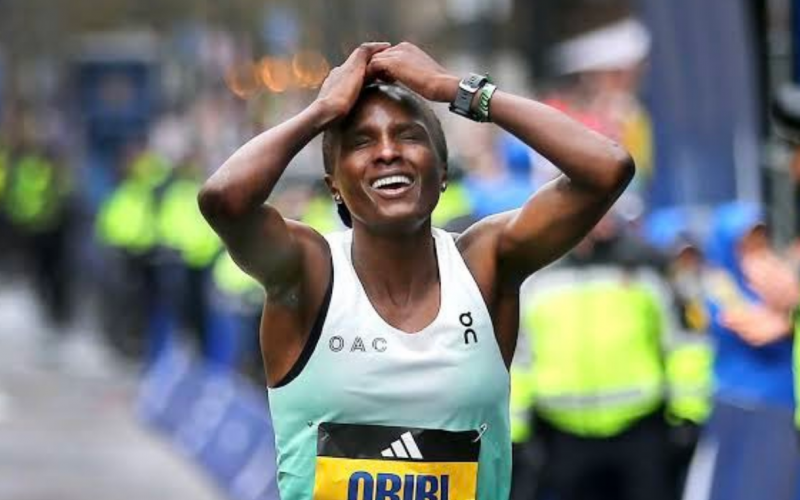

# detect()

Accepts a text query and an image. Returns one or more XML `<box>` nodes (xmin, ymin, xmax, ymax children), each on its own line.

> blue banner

<box><xmin>138</xmin><ymin>346</ymin><xmax>279</xmax><ymax>500</ymax></box>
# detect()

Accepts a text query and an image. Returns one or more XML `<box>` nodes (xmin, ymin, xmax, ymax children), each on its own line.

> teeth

<box><xmin>371</xmin><ymin>175</ymin><xmax>412</xmax><ymax>189</ymax></box>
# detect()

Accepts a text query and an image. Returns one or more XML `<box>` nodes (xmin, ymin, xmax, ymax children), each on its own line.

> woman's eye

<box><xmin>351</xmin><ymin>136</ymin><xmax>371</xmax><ymax>148</ymax></box>
<box><xmin>399</xmin><ymin>131</ymin><xmax>422</xmax><ymax>142</ymax></box>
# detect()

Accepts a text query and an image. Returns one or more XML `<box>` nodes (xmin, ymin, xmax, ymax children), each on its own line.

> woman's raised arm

<box><xmin>368</xmin><ymin>42</ymin><xmax>634</xmax><ymax>286</ymax></box>
<box><xmin>198</xmin><ymin>42</ymin><xmax>390</xmax><ymax>290</ymax></box>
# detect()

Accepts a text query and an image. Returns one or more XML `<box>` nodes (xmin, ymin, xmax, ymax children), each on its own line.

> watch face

<box><xmin>459</xmin><ymin>74</ymin><xmax>486</xmax><ymax>93</ymax></box>
<box><xmin>460</xmin><ymin>80</ymin><xmax>481</xmax><ymax>93</ymax></box>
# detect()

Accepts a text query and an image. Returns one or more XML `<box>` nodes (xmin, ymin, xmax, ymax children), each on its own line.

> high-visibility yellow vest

<box><xmin>95</xmin><ymin>150</ymin><xmax>173</xmax><ymax>254</ymax></box>
<box><xmin>96</xmin><ymin>179</ymin><xmax>159</xmax><ymax>253</ymax></box>
<box><xmin>432</xmin><ymin>182</ymin><xmax>472</xmax><ymax>228</ymax></box>
<box><xmin>5</xmin><ymin>153</ymin><xmax>65</xmax><ymax>232</ymax></box>
<box><xmin>521</xmin><ymin>266</ymin><xmax>670</xmax><ymax>437</ymax></box>
<box><xmin>158</xmin><ymin>177</ymin><xmax>221</xmax><ymax>269</ymax></box>
<box><xmin>0</xmin><ymin>148</ymin><xmax>9</xmax><ymax>203</ymax></box>
<box><xmin>665</xmin><ymin>340</ymin><xmax>713</xmax><ymax>424</ymax></box>
<box><xmin>301</xmin><ymin>195</ymin><xmax>340</xmax><ymax>234</ymax></box>
<box><xmin>212</xmin><ymin>251</ymin><xmax>263</xmax><ymax>306</ymax></box>
<box><xmin>662</xmin><ymin>284</ymin><xmax>713</xmax><ymax>424</ymax></box>
<box><xmin>130</xmin><ymin>151</ymin><xmax>170</xmax><ymax>189</ymax></box>
<box><xmin>509</xmin><ymin>367</ymin><xmax>536</xmax><ymax>443</ymax></box>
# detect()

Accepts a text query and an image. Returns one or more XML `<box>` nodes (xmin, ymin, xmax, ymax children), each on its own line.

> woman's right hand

<box><xmin>315</xmin><ymin>42</ymin><xmax>390</xmax><ymax>122</ymax></box>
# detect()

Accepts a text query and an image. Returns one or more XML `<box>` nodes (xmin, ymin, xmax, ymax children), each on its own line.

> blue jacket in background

<box><xmin>705</xmin><ymin>202</ymin><xmax>795</xmax><ymax>408</ymax></box>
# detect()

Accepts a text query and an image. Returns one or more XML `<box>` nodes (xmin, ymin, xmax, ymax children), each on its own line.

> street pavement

<box><xmin>0</xmin><ymin>283</ymin><xmax>225</xmax><ymax>500</ymax></box>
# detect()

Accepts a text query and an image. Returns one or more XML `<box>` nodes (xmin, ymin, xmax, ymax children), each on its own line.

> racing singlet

<box><xmin>267</xmin><ymin>228</ymin><xmax>511</xmax><ymax>500</ymax></box>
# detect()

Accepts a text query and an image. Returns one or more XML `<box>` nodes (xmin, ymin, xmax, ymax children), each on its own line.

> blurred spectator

<box><xmin>454</xmin><ymin>130</ymin><xmax>530</xmax><ymax>219</ymax></box>
<box><xmin>3</xmin><ymin>117</ymin><xmax>74</xmax><ymax>329</ymax></box>
<box><xmin>644</xmin><ymin>207</ymin><xmax>714</xmax><ymax>494</ymax></box>
<box><xmin>683</xmin><ymin>203</ymin><xmax>799</xmax><ymax>500</ymax></box>
<box><xmin>513</xmin><ymin>212</ymin><xmax>675</xmax><ymax>500</ymax></box>
<box><xmin>549</xmin><ymin>18</ymin><xmax>654</xmax><ymax>196</ymax></box>
<box><xmin>795</xmin><ymin>313</ymin><xmax>800</xmax><ymax>442</ymax></box>
<box><xmin>460</xmin><ymin>133</ymin><xmax>536</xmax><ymax>219</ymax></box>
<box><xmin>207</xmin><ymin>249</ymin><xmax>264</xmax><ymax>378</ymax></box>
<box><xmin>788</xmin><ymin>147</ymin><xmax>800</xmax><ymax>265</ymax></box>
<box><xmin>0</xmin><ymin>126</ymin><xmax>14</xmax><ymax>271</ymax></box>
<box><xmin>156</xmin><ymin>153</ymin><xmax>222</xmax><ymax>363</ymax></box>
<box><xmin>95</xmin><ymin>143</ymin><xmax>172</xmax><ymax>358</ymax></box>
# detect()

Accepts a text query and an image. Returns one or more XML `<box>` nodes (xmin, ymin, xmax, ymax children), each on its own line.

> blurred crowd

<box><xmin>0</xmin><ymin>13</ymin><xmax>798</xmax><ymax>500</ymax></box>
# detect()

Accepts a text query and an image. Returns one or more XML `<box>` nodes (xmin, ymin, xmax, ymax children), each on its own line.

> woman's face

<box><xmin>327</xmin><ymin>94</ymin><xmax>445</xmax><ymax>233</ymax></box>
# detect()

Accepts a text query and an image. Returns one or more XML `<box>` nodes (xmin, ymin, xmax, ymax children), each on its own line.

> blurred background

<box><xmin>1</xmin><ymin>0</ymin><xmax>800</xmax><ymax>499</ymax></box>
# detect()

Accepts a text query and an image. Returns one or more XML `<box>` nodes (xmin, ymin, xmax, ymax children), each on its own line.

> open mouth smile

<box><xmin>369</xmin><ymin>174</ymin><xmax>415</xmax><ymax>197</ymax></box>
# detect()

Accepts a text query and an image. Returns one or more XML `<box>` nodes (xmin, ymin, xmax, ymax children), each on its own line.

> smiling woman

<box><xmin>198</xmin><ymin>41</ymin><xmax>633</xmax><ymax>500</ymax></box>
<box><xmin>321</xmin><ymin>82</ymin><xmax>449</xmax><ymax>228</ymax></box>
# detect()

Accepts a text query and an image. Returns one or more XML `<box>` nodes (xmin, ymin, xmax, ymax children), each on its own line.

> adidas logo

<box><xmin>380</xmin><ymin>431</ymin><xmax>423</xmax><ymax>460</ymax></box>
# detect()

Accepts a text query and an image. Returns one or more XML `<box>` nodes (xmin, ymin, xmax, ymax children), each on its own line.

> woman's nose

<box><xmin>375</xmin><ymin>137</ymin><xmax>401</xmax><ymax>164</ymax></box>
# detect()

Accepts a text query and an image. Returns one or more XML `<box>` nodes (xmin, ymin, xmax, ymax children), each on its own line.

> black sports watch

<box><xmin>449</xmin><ymin>73</ymin><xmax>490</xmax><ymax>121</ymax></box>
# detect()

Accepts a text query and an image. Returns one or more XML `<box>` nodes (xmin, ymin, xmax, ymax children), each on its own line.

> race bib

<box><xmin>313</xmin><ymin>422</ymin><xmax>481</xmax><ymax>500</ymax></box>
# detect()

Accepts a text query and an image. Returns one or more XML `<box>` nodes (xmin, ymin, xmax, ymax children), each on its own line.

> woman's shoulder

<box><xmin>450</xmin><ymin>212</ymin><xmax>509</xmax><ymax>255</ymax></box>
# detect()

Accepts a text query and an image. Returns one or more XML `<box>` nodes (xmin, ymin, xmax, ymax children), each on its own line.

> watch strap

<box><xmin>449</xmin><ymin>73</ymin><xmax>489</xmax><ymax>121</ymax></box>
<box><xmin>476</xmin><ymin>83</ymin><xmax>497</xmax><ymax>123</ymax></box>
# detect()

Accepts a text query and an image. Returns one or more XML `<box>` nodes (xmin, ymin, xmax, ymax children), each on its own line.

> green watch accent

<box><xmin>477</xmin><ymin>83</ymin><xmax>497</xmax><ymax>123</ymax></box>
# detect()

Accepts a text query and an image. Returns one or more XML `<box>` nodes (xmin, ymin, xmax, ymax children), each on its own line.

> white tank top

<box><xmin>267</xmin><ymin>227</ymin><xmax>511</xmax><ymax>500</ymax></box>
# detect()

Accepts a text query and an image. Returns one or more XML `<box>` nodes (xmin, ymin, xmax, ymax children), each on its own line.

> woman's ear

<box><xmin>324</xmin><ymin>174</ymin><xmax>341</xmax><ymax>203</ymax></box>
<box><xmin>440</xmin><ymin>165</ymin><xmax>449</xmax><ymax>193</ymax></box>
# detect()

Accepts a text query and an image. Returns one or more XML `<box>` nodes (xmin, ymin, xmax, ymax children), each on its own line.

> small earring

<box><xmin>333</xmin><ymin>193</ymin><xmax>342</xmax><ymax>203</ymax></box>
<box><xmin>440</xmin><ymin>181</ymin><xmax>448</xmax><ymax>193</ymax></box>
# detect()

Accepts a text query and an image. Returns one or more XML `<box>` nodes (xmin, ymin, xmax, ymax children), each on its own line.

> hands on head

<box><xmin>315</xmin><ymin>42</ymin><xmax>459</xmax><ymax>122</ymax></box>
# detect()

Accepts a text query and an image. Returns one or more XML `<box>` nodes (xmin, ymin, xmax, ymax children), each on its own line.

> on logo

<box><xmin>459</xmin><ymin>312</ymin><xmax>477</xmax><ymax>344</ymax></box>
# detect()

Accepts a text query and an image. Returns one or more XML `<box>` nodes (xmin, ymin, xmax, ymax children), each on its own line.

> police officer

<box><xmin>96</xmin><ymin>145</ymin><xmax>170</xmax><ymax>357</ymax></box>
<box><xmin>643</xmin><ymin>207</ymin><xmax>713</xmax><ymax>495</ymax></box>
<box><xmin>156</xmin><ymin>157</ymin><xmax>221</xmax><ymax>362</ymax></box>
<box><xmin>516</xmin><ymin>213</ymin><xmax>675</xmax><ymax>500</ymax></box>
<box><xmin>5</xmin><ymin>139</ymin><xmax>73</xmax><ymax>327</ymax></box>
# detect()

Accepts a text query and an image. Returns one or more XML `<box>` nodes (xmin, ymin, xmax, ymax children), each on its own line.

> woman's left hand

<box><xmin>366</xmin><ymin>42</ymin><xmax>459</xmax><ymax>103</ymax></box>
